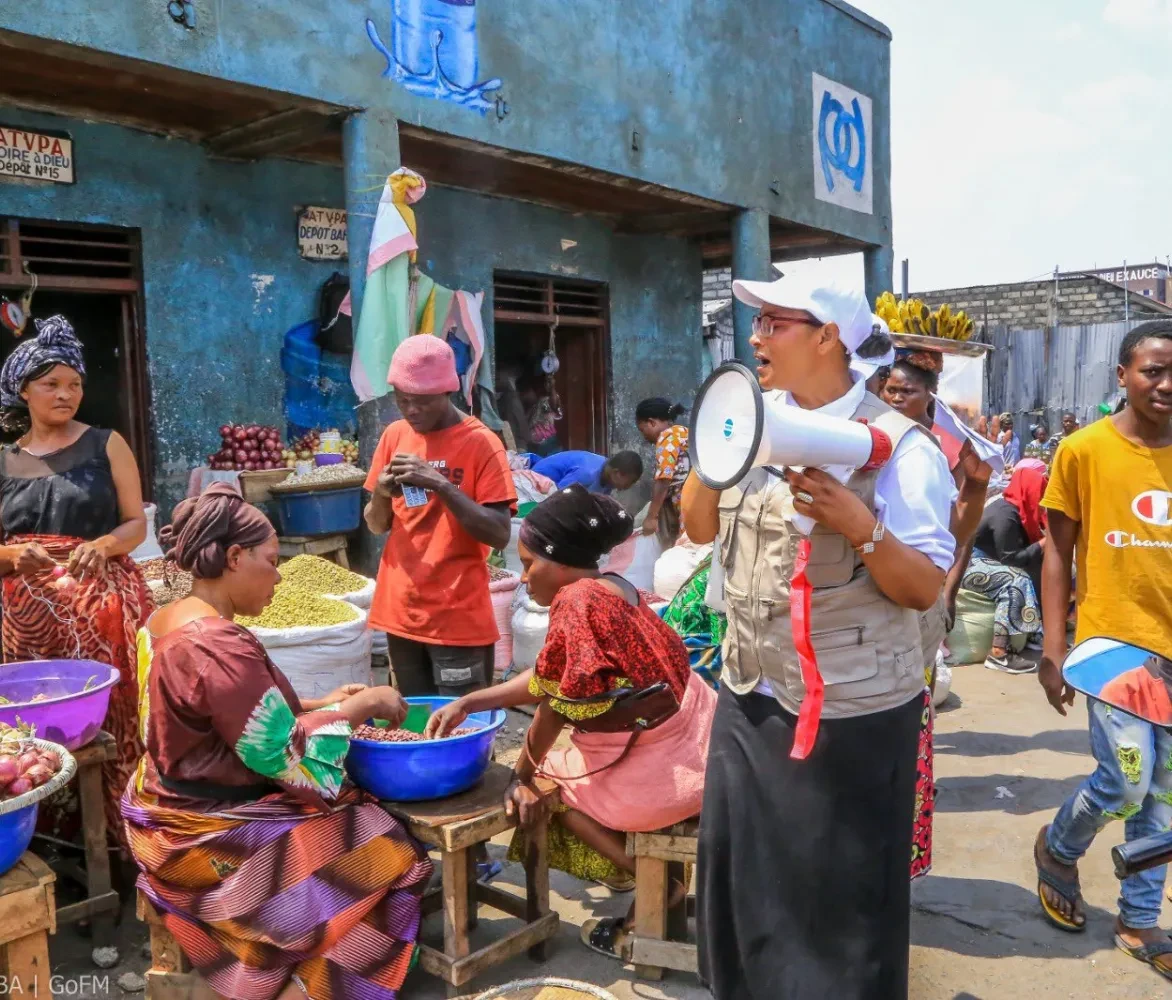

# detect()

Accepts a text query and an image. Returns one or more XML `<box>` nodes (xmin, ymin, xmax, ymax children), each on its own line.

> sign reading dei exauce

<box><xmin>297</xmin><ymin>207</ymin><xmax>348</xmax><ymax>261</ymax></box>
<box><xmin>0</xmin><ymin>125</ymin><xmax>75</xmax><ymax>184</ymax></box>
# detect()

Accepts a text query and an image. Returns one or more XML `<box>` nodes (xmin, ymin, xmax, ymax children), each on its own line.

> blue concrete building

<box><xmin>0</xmin><ymin>1</ymin><xmax>892</xmax><ymax>515</ymax></box>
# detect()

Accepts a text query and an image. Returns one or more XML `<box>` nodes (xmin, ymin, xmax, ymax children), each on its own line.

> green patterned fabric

<box><xmin>235</xmin><ymin>688</ymin><xmax>351</xmax><ymax>797</ymax></box>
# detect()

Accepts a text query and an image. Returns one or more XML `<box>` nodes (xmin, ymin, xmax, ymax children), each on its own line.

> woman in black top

<box><xmin>0</xmin><ymin>315</ymin><xmax>153</xmax><ymax>849</ymax></box>
<box><xmin>962</xmin><ymin>460</ymin><xmax>1047</xmax><ymax>673</ymax></box>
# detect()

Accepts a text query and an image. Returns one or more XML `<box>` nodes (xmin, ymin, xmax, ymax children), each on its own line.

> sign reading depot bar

<box><xmin>297</xmin><ymin>206</ymin><xmax>348</xmax><ymax>261</ymax></box>
<box><xmin>0</xmin><ymin>125</ymin><xmax>75</xmax><ymax>184</ymax></box>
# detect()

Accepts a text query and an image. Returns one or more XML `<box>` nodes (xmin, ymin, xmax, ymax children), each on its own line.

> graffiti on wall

<box><xmin>812</xmin><ymin>72</ymin><xmax>873</xmax><ymax>215</ymax></box>
<box><xmin>366</xmin><ymin>0</ymin><xmax>502</xmax><ymax>114</ymax></box>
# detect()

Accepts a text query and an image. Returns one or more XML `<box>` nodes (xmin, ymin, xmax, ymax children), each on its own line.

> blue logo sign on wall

<box><xmin>811</xmin><ymin>73</ymin><xmax>873</xmax><ymax>216</ymax></box>
<box><xmin>366</xmin><ymin>0</ymin><xmax>502</xmax><ymax>114</ymax></box>
<box><xmin>723</xmin><ymin>418</ymin><xmax>734</xmax><ymax>440</ymax></box>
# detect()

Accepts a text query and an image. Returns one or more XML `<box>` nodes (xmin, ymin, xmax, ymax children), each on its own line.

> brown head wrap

<box><xmin>160</xmin><ymin>482</ymin><xmax>275</xmax><ymax>579</ymax></box>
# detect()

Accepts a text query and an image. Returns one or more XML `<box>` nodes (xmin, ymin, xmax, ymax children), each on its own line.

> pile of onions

<box><xmin>207</xmin><ymin>424</ymin><xmax>285</xmax><ymax>472</ymax></box>
<box><xmin>0</xmin><ymin>742</ymin><xmax>61</xmax><ymax>800</ymax></box>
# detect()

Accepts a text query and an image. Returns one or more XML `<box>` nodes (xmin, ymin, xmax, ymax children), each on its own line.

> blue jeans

<box><xmin>1047</xmin><ymin>699</ymin><xmax>1172</xmax><ymax>929</ymax></box>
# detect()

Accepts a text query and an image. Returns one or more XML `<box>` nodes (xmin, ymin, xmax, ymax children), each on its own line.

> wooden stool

<box><xmin>277</xmin><ymin>534</ymin><xmax>349</xmax><ymax>568</ymax></box>
<box><xmin>137</xmin><ymin>895</ymin><xmax>217</xmax><ymax>1000</ymax></box>
<box><xmin>382</xmin><ymin>762</ymin><xmax>560</xmax><ymax>997</ymax></box>
<box><xmin>0</xmin><ymin>854</ymin><xmax>56</xmax><ymax>998</ymax></box>
<box><xmin>47</xmin><ymin>731</ymin><xmax>120</xmax><ymax>943</ymax></box>
<box><xmin>625</xmin><ymin>817</ymin><xmax>700</xmax><ymax>980</ymax></box>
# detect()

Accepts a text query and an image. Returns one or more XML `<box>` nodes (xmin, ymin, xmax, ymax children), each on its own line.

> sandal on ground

<box><xmin>1035</xmin><ymin>831</ymin><xmax>1086</xmax><ymax>932</ymax></box>
<box><xmin>580</xmin><ymin>916</ymin><xmax>629</xmax><ymax>960</ymax></box>
<box><xmin>1114</xmin><ymin>934</ymin><xmax>1172</xmax><ymax>981</ymax></box>
<box><xmin>595</xmin><ymin>873</ymin><xmax>636</xmax><ymax>893</ymax></box>
<box><xmin>986</xmin><ymin>651</ymin><xmax>1037</xmax><ymax>675</ymax></box>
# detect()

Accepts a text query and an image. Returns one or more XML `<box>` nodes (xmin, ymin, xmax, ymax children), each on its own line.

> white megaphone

<box><xmin>690</xmin><ymin>363</ymin><xmax>891</xmax><ymax>490</ymax></box>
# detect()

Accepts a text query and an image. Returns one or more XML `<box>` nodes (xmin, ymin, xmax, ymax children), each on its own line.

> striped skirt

<box><xmin>123</xmin><ymin>784</ymin><xmax>432</xmax><ymax>1000</ymax></box>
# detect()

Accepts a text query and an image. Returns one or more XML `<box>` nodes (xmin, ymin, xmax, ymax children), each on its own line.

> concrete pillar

<box><xmin>343</xmin><ymin>110</ymin><xmax>401</xmax><ymax>575</ymax></box>
<box><xmin>731</xmin><ymin>208</ymin><xmax>772</xmax><ymax>365</ymax></box>
<box><xmin>863</xmin><ymin>244</ymin><xmax>894</xmax><ymax>306</ymax></box>
<box><xmin>342</xmin><ymin>110</ymin><xmax>401</xmax><ymax>326</ymax></box>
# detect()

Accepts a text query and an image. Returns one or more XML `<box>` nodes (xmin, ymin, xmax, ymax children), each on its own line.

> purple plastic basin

<box><xmin>0</xmin><ymin>660</ymin><xmax>119</xmax><ymax>750</ymax></box>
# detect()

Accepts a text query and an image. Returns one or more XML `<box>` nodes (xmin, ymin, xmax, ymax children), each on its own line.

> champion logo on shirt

<box><xmin>1105</xmin><ymin>531</ymin><xmax>1172</xmax><ymax>549</ymax></box>
<box><xmin>1131</xmin><ymin>490</ymin><xmax>1172</xmax><ymax>528</ymax></box>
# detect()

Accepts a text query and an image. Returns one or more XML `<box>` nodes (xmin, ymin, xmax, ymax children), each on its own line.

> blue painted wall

<box><xmin>0</xmin><ymin>109</ymin><xmax>343</xmax><ymax>513</ymax></box>
<box><xmin>0</xmin><ymin>0</ymin><xmax>892</xmax><ymax>244</ymax></box>
<box><xmin>0</xmin><ymin>109</ymin><xmax>700</xmax><ymax>514</ymax></box>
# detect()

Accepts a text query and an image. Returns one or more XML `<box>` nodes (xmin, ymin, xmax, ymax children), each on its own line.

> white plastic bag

<box><xmin>623</xmin><ymin>536</ymin><xmax>663</xmax><ymax>593</ymax></box>
<box><xmin>654</xmin><ymin>542</ymin><xmax>712</xmax><ymax>603</ymax></box>
<box><xmin>510</xmin><ymin>585</ymin><xmax>550</xmax><ymax>672</ymax></box>
<box><xmin>503</xmin><ymin>518</ymin><xmax>524</xmax><ymax>576</ymax></box>
<box><xmin>131</xmin><ymin>503</ymin><xmax>164</xmax><ymax>563</ymax></box>
<box><xmin>247</xmin><ymin>603</ymin><xmax>372</xmax><ymax>699</ymax></box>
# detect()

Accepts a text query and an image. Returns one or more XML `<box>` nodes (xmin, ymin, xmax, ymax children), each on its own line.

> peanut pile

<box><xmin>271</xmin><ymin>464</ymin><xmax>366</xmax><ymax>492</ymax></box>
<box><xmin>352</xmin><ymin>725</ymin><xmax>476</xmax><ymax>742</ymax></box>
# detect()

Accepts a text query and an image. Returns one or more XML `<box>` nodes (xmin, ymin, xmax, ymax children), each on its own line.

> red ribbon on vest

<box><xmin>789</xmin><ymin>536</ymin><xmax>823</xmax><ymax>760</ymax></box>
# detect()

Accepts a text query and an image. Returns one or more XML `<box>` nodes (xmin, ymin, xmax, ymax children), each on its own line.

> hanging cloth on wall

<box><xmin>340</xmin><ymin>167</ymin><xmax>426</xmax><ymax>401</ymax></box>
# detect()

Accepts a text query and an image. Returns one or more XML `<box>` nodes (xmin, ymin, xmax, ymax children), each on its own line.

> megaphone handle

<box><xmin>789</xmin><ymin>537</ymin><xmax>824</xmax><ymax>760</ymax></box>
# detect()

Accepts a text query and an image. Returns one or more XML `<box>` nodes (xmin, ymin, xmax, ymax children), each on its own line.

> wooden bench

<box><xmin>381</xmin><ymin>762</ymin><xmax>560</xmax><ymax>997</ymax></box>
<box><xmin>625</xmin><ymin>818</ymin><xmax>700</xmax><ymax>980</ymax></box>
<box><xmin>46</xmin><ymin>730</ymin><xmax>120</xmax><ymax>943</ymax></box>
<box><xmin>0</xmin><ymin>854</ymin><xmax>56</xmax><ymax>998</ymax></box>
<box><xmin>277</xmin><ymin>533</ymin><xmax>349</xmax><ymax>568</ymax></box>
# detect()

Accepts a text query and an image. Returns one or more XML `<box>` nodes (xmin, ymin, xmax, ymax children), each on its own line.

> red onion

<box><xmin>246</xmin><ymin>448</ymin><xmax>259</xmax><ymax>462</ymax></box>
<box><xmin>6</xmin><ymin>777</ymin><xmax>32</xmax><ymax>798</ymax></box>
<box><xmin>53</xmin><ymin>573</ymin><xmax>77</xmax><ymax>595</ymax></box>
<box><xmin>40</xmin><ymin>750</ymin><xmax>60</xmax><ymax>771</ymax></box>
<box><xmin>23</xmin><ymin>764</ymin><xmax>51</xmax><ymax>788</ymax></box>
<box><xmin>243</xmin><ymin>460</ymin><xmax>256</xmax><ymax>472</ymax></box>
<box><xmin>18</xmin><ymin>751</ymin><xmax>38</xmax><ymax>773</ymax></box>
<box><xmin>0</xmin><ymin>758</ymin><xmax>18</xmax><ymax>786</ymax></box>
<box><xmin>234</xmin><ymin>449</ymin><xmax>248</xmax><ymax>464</ymax></box>
<box><xmin>233</xmin><ymin>427</ymin><xmax>247</xmax><ymax>442</ymax></box>
<box><xmin>219</xmin><ymin>424</ymin><xmax>232</xmax><ymax>438</ymax></box>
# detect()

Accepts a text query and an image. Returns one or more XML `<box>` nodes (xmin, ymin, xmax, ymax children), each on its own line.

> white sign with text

<box><xmin>0</xmin><ymin>126</ymin><xmax>75</xmax><ymax>184</ymax></box>
<box><xmin>297</xmin><ymin>207</ymin><xmax>348</xmax><ymax>261</ymax></box>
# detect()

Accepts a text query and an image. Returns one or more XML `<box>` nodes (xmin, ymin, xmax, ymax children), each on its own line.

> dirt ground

<box><xmin>44</xmin><ymin>675</ymin><xmax>1172</xmax><ymax>998</ymax></box>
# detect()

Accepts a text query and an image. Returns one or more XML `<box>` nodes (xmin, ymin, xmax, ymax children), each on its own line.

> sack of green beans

<box><xmin>278</xmin><ymin>554</ymin><xmax>376</xmax><ymax>610</ymax></box>
<box><xmin>239</xmin><ymin>584</ymin><xmax>372</xmax><ymax>698</ymax></box>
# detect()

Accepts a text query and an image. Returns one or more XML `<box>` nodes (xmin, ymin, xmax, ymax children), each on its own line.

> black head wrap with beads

<box><xmin>520</xmin><ymin>484</ymin><xmax>633</xmax><ymax>569</ymax></box>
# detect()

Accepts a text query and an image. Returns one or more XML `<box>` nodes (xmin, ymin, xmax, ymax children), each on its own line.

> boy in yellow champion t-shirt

<box><xmin>1034</xmin><ymin>320</ymin><xmax>1172</xmax><ymax>979</ymax></box>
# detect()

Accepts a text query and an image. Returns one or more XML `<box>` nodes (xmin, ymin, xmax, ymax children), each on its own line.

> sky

<box><xmin>781</xmin><ymin>0</ymin><xmax>1168</xmax><ymax>294</ymax></box>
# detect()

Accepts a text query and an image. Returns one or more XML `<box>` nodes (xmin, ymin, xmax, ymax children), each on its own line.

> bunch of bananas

<box><xmin>874</xmin><ymin>291</ymin><xmax>975</xmax><ymax>341</ymax></box>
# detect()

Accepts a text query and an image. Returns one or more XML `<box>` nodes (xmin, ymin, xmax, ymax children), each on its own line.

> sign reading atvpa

<box><xmin>0</xmin><ymin>125</ymin><xmax>75</xmax><ymax>184</ymax></box>
<box><xmin>297</xmin><ymin>207</ymin><xmax>348</xmax><ymax>261</ymax></box>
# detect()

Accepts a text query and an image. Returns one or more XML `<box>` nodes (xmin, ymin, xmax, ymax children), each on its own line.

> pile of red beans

<box><xmin>351</xmin><ymin>725</ymin><xmax>476</xmax><ymax>742</ymax></box>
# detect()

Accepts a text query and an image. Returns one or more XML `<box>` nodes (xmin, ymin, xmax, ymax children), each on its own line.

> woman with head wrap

<box><xmin>1023</xmin><ymin>422</ymin><xmax>1054</xmax><ymax>466</ymax></box>
<box><xmin>0</xmin><ymin>315</ymin><xmax>152</xmax><ymax>848</ymax></box>
<box><xmin>963</xmin><ymin>459</ymin><xmax>1048</xmax><ymax>673</ymax></box>
<box><xmin>124</xmin><ymin>483</ymin><xmax>430</xmax><ymax>1000</ymax></box>
<box><xmin>426</xmin><ymin>484</ymin><xmax>717</xmax><ymax>959</ymax></box>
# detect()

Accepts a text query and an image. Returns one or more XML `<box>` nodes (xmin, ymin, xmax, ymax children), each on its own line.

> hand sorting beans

<box><xmin>352</xmin><ymin>724</ymin><xmax>476</xmax><ymax>742</ymax></box>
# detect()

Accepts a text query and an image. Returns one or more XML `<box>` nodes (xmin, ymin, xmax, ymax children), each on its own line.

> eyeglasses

<box><xmin>751</xmin><ymin>313</ymin><xmax>823</xmax><ymax>339</ymax></box>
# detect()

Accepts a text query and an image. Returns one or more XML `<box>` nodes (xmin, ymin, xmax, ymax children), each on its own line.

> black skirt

<box><xmin>697</xmin><ymin>685</ymin><xmax>922</xmax><ymax>1000</ymax></box>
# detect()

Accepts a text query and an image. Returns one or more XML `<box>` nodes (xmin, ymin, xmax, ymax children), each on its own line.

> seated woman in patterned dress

<box><xmin>123</xmin><ymin>484</ymin><xmax>431</xmax><ymax>1000</ymax></box>
<box><xmin>426</xmin><ymin>485</ymin><xmax>717</xmax><ymax>959</ymax></box>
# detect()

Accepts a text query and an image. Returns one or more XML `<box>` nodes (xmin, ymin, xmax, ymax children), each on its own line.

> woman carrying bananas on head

<box><xmin>684</xmin><ymin>276</ymin><xmax>957</xmax><ymax>1000</ymax></box>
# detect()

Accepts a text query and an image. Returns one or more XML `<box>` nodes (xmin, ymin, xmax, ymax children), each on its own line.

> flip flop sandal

<box><xmin>1035</xmin><ymin>836</ymin><xmax>1086</xmax><ymax>933</ymax></box>
<box><xmin>1114</xmin><ymin>935</ymin><xmax>1172</xmax><ymax>981</ymax></box>
<box><xmin>596</xmin><ymin>873</ymin><xmax>636</xmax><ymax>893</ymax></box>
<box><xmin>580</xmin><ymin>916</ymin><xmax>629</xmax><ymax>960</ymax></box>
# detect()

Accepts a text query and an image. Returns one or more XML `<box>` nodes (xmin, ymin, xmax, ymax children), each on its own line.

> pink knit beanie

<box><xmin>387</xmin><ymin>335</ymin><xmax>460</xmax><ymax>395</ymax></box>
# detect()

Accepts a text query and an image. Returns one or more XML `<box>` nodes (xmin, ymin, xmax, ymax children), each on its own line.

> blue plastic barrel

<box><xmin>0</xmin><ymin>804</ymin><xmax>37</xmax><ymax>877</ymax></box>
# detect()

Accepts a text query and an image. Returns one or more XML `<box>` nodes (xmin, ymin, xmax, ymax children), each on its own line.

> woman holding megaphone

<box><xmin>683</xmin><ymin>277</ymin><xmax>957</xmax><ymax>1000</ymax></box>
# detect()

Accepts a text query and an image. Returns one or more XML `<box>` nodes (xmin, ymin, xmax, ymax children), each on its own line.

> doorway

<box><xmin>492</xmin><ymin>273</ymin><xmax>609</xmax><ymax>455</ymax></box>
<box><xmin>0</xmin><ymin>218</ymin><xmax>152</xmax><ymax>496</ymax></box>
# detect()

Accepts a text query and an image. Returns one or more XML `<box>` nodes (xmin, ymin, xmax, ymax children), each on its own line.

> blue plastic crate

<box><xmin>273</xmin><ymin>487</ymin><xmax>362</xmax><ymax>537</ymax></box>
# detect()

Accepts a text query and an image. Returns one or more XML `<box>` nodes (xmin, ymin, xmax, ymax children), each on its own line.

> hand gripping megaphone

<box><xmin>689</xmin><ymin>362</ymin><xmax>894</xmax><ymax>490</ymax></box>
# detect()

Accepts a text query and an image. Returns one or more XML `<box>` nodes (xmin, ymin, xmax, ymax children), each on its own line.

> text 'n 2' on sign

<box><xmin>0</xmin><ymin>125</ymin><xmax>75</xmax><ymax>185</ymax></box>
<box><xmin>297</xmin><ymin>206</ymin><xmax>348</xmax><ymax>261</ymax></box>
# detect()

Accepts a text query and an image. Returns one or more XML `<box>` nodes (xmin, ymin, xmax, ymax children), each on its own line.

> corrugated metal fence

<box><xmin>981</xmin><ymin>322</ymin><xmax>1135</xmax><ymax>435</ymax></box>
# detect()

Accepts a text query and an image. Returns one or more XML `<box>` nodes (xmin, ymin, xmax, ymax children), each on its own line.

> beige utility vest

<box><xmin>717</xmin><ymin>392</ymin><xmax>929</xmax><ymax>719</ymax></box>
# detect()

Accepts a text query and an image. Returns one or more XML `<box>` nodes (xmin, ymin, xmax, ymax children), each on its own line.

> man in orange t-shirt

<box><xmin>364</xmin><ymin>336</ymin><xmax>516</xmax><ymax>696</ymax></box>
<box><xmin>1099</xmin><ymin>656</ymin><xmax>1172</xmax><ymax>727</ymax></box>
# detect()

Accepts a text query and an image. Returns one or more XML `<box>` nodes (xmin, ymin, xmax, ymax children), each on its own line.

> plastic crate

<box><xmin>273</xmin><ymin>487</ymin><xmax>362</xmax><ymax>537</ymax></box>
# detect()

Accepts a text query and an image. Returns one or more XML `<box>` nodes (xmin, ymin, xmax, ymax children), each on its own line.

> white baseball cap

<box><xmin>731</xmin><ymin>275</ymin><xmax>875</xmax><ymax>352</ymax></box>
<box><xmin>850</xmin><ymin>313</ymin><xmax>896</xmax><ymax>379</ymax></box>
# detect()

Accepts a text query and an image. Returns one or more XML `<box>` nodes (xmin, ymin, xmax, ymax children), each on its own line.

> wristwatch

<box><xmin>854</xmin><ymin>519</ymin><xmax>885</xmax><ymax>555</ymax></box>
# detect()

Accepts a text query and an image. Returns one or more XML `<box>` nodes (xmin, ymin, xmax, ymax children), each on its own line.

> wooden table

<box><xmin>381</xmin><ymin>763</ymin><xmax>559</xmax><ymax>996</ymax></box>
<box><xmin>277</xmin><ymin>534</ymin><xmax>349</xmax><ymax>567</ymax></box>
<box><xmin>48</xmin><ymin>730</ymin><xmax>120</xmax><ymax>940</ymax></box>
<box><xmin>0</xmin><ymin>853</ymin><xmax>56</xmax><ymax>998</ymax></box>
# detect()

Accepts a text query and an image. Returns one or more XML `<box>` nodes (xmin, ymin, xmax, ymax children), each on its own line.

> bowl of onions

<box><xmin>0</xmin><ymin>735</ymin><xmax>76</xmax><ymax>877</ymax></box>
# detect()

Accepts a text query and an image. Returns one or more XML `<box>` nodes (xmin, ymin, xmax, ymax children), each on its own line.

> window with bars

<box><xmin>0</xmin><ymin>219</ymin><xmax>140</xmax><ymax>289</ymax></box>
<box><xmin>493</xmin><ymin>273</ymin><xmax>606</xmax><ymax>326</ymax></box>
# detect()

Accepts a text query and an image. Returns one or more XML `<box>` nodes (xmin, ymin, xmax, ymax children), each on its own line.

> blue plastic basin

<box><xmin>346</xmin><ymin>697</ymin><xmax>506</xmax><ymax>802</ymax></box>
<box><xmin>0</xmin><ymin>803</ymin><xmax>38</xmax><ymax>877</ymax></box>
<box><xmin>273</xmin><ymin>487</ymin><xmax>362</xmax><ymax>537</ymax></box>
